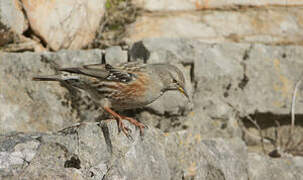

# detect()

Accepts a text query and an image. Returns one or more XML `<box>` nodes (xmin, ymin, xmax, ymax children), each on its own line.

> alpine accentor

<box><xmin>33</xmin><ymin>62</ymin><xmax>189</xmax><ymax>137</ymax></box>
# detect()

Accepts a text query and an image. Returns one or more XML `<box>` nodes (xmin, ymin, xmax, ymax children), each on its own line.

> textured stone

<box><xmin>21</xmin><ymin>0</ymin><xmax>105</xmax><ymax>50</ymax></box>
<box><xmin>165</xmin><ymin>132</ymin><xmax>248</xmax><ymax>180</ymax></box>
<box><xmin>133</xmin><ymin>0</ymin><xmax>303</xmax><ymax>11</ymax></box>
<box><xmin>0</xmin><ymin>0</ymin><xmax>28</xmax><ymax>34</ymax></box>
<box><xmin>242</xmin><ymin>44</ymin><xmax>303</xmax><ymax>114</ymax></box>
<box><xmin>248</xmin><ymin>153</ymin><xmax>303</xmax><ymax>180</ymax></box>
<box><xmin>105</xmin><ymin>46</ymin><xmax>128</xmax><ymax>65</ymax></box>
<box><xmin>20</xmin><ymin>142</ymin><xmax>85</xmax><ymax>180</ymax></box>
<box><xmin>0</xmin><ymin>121</ymin><xmax>302</xmax><ymax>180</ymax></box>
<box><xmin>130</xmin><ymin>38</ymin><xmax>197</xmax><ymax>64</ymax></box>
<box><xmin>1</xmin><ymin>39</ymin><xmax>303</xmax><ymax>179</ymax></box>
<box><xmin>0</xmin><ymin>122</ymin><xmax>171</xmax><ymax>180</ymax></box>
<box><xmin>129</xmin><ymin>39</ymin><xmax>303</xmax><ymax>132</ymax></box>
<box><xmin>126</xmin><ymin>7</ymin><xmax>303</xmax><ymax>45</ymax></box>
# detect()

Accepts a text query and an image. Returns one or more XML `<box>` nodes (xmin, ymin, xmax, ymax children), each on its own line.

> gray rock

<box><xmin>192</xmin><ymin>42</ymin><xmax>247</xmax><ymax>118</ymax></box>
<box><xmin>164</xmin><ymin>131</ymin><xmax>248</xmax><ymax>180</ymax></box>
<box><xmin>248</xmin><ymin>153</ymin><xmax>303</xmax><ymax>180</ymax></box>
<box><xmin>101</xmin><ymin>121</ymin><xmax>171</xmax><ymax>180</ymax></box>
<box><xmin>0</xmin><ymin>133</ymin><xmax>41</xmax><ymax>178</ymax></box>
<box><xmin>135</xmin><ymin>39</ymin><xmax>303</xmax><ymax>116</ymax></box>
<box><xmin>129</xmin><ymin>39</ymin><xmax>303</xmax><ymax>147</ymax></box>
<box><xmin>41</xmin><ymin>49</ymin><xmax>102</xmax><ymax>67</ymax></box>
<box><xmin>243</xmin><ymin>44</ymin><xmax>303</xmax><ymax>114</ymax></box>
<box><xmin>1</xmin><ymin>121</ymin><xmax>303</xmax><ymax>180</ymax></box>
<box><xmin>0</xmin><ymin>122</ymin><xmax>171</xmax><ymax>180</ymax></box>
<box><xmin>105</xmin><ymin>46</ymin><xmax>128</xmax><ymax>65</ymax></box>
<box><xmin>20</xmin><ymin>142</ymin><xmax>85</xmax><ymax>180</ymax></box>
<box><xmin>2</xmin><ymin>40</ymin><xmax>303</xmax><ymax>179</ymax></box>
<box><xmin>0</xmin><ymin>0</ymin><xmax>28</xmax><ymax>34</ymax></box>
<box><xmin>130</xmin><ymin>38</ymin><xmax>197</xmax><ymax>64</ymax></box>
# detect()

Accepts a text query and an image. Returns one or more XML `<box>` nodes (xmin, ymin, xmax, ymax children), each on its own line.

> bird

<box><xmin>33</xmin><ymin>61</ymin><xmax>189</xmax><ymax>138</ymax></box>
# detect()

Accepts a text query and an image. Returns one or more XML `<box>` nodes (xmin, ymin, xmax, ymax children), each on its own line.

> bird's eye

<box><xmin>173</xmin><ymin>79</ymin><xmax>178</xmax><ymax>84</ymax></box>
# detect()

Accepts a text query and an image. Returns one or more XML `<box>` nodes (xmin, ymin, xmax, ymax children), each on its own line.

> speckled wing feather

<box><xmin>59</xmin><ymin>64</ymin><xmax>109</xmax><ymax>79</ymax></box>
<box><xmin>117</xmin><ymin>61</ymin><xmax>146</xmax><ymax>72</ymax></box>
<box><xmin>59</xmin><ymin>63</ymin><xmax>136</xmax><ymax>83</ymax></box>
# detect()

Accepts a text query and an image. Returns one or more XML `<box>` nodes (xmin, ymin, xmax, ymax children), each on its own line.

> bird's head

<box><xmin>160</xmin><ymin>64</ymin><xmax>190</xmax><ymax>100</ymax></box>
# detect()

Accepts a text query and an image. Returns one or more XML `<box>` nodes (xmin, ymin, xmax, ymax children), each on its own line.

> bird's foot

<box><xmin>117</xmin><ymin>118</ymin><xmax>133</xmax><ymax>140</ymax></box>
<box><xmin>103</xmin><ymin>106</ymin><xmax>145</xmax><ymax>139</ymax></box>
<box><xmin>121</xmin><ymin>116</ymin><xmax>146</xmax><ymax>136</ymax></box>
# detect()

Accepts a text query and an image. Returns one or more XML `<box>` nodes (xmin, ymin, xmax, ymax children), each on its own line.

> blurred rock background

<box><xmin>1</xmin><ymin>0</ymin><xmax>303</xmax><ymax>179</ymax></box>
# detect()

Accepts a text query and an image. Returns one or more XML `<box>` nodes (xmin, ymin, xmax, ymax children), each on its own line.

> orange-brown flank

<box><xmin>113</xmin><ymin>72</ymin><xmax>150</xmax><ymax>101</ymax></box>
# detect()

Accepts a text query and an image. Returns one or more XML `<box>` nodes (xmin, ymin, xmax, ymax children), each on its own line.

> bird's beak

<box><xmin>178</xmin><ymin>86</ymin><xmax>190</xmax><ymax>100</ymax></box>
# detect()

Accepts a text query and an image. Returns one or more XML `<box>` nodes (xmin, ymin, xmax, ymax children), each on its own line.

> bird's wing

<box><xmin>59</xmin><ymin>63</ymin><xmax>135</xmax><ymax>83</ymax></box>
<box><xmin>117</xmin><ymin>61</ymin><xmax>146</xmax><ymax>72</ymax></box>
<box><xmin>59</xmin><ymin>64</ymin><xmax>110</xmax><ymax>79</ymax></box>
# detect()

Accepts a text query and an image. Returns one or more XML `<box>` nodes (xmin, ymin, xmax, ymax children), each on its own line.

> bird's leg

<box><xmin>103</xmin><ymin>107</ymin><xmax>131</xmax><ymax>137</ymax></box>
<box><xmin>120</xmin><ymin>115</ymin><xmax>146</xmax><ymax>136</ymax></box>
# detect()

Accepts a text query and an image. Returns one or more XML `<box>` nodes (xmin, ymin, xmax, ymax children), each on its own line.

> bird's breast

<box><xmin>109</xmin><ymin>72</ymin><xmax>162</xmax><ymax>110</ymax></box>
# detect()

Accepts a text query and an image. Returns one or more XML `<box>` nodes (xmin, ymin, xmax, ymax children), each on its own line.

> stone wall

<box><xmin>1</xmin><ymin>0</ymin><xmax>303</xmax><ymax>179</ymax></box>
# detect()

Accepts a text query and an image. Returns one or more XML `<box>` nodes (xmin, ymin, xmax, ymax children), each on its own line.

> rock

<box><xmin>134</xmin><ymin>39</ymin><xmax>303</xmax><ymax>115</ymax></box>
<box><xmin>129</xmin><ymin>38</ymin><xmax>303</xmax><ymax>139</ymax></box>
<box><xmin>132</xmin><ymin>0</ymin><xmax>303</xmax><ymax>11</ymax></box>
<box><xmin>125</xmin><ymin>7</ymin><xmax>303</xmax><ymax>45</ymax></box>
<box><xmin>130</xmin><ymin>38</ymin><xmax>197</xmax><ymax>64</ymax></box>
<box><xmin>192</xmin><ymin>42</ymin><xmax>247</xmax><ymax>119</ymax></box>
<box><xmin>100</xmin><ymin>122</ymin><xmax>171</xmax><ymax>180</ymax></box>
<box><xmin>164</xmin><ymin>131</ymin><xmax>248</xmax><ymax>180</ymax></box>
<box><xmin>21</xmin><ymin>0</ymin><xmax>106</xmax><ymax>50</ymax></box>
<box><xmin>1</xmin><ymin>121</ymin><xmax>303</xmax><ymax>179</ymax></box>
<box><xmin>0</xmin><ymin>132</ymin><xmax>41</xmax><ymax>177</ymax></box>
<box><xmin>105</xmin><ymin>46</ymin><xmax>128</xmax><ymax>65</ymax></box>
<box><xmin>0</xmin><ymin>0</ymin><xmax>28</xmax><ymax>34</ymax></box>
<box><xmin>0</xmin><ymin>122</ymin><xmax>171</xmax><ymax>180</ymax></box>
<box><xmin>20</xmin><ymin>142</ymin><xmax>86</xmax><ymax>180</ymax></box>
<box><xmin>40</xmin><ymin>49</ymin><xmax>102</xmax><ymax>67</ymax></box>
<box><xmin>242</xmin><ymin>44</ymin><xmax>303</xmax><ymax>114</ymax></box>
<box><xmin>132</xmin><ymin>0</ymin><xmax>197</xmax><ymax>11</ymax></box>
<box><xmin>247</xmin><ymin>153</ymin><xmax>303</xmax><ymax>180</ymax></box>
<box><xmin>0</xmin><ymin>50</ymin><xmax>102</xmax><ymax>133</ymax></box>
<box><xmin>0</xmin><ymin>22</ymin><xmax>15</xmax><ymax>47</ymax></box>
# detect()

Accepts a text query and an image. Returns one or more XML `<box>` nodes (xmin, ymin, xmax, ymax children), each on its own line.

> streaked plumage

<box><xmin>33</xmin><ymin>62</ymin><xmax>189</xmax><ymax>138</ymax></box>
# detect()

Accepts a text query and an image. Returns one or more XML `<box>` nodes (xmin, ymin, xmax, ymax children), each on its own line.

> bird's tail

<box><xmin>32</xmin><ymin>73</ymin><xmax>81</xmax><ymax>81</ymax></box>
<box><xmin>32</xmin><ymin>74</ymin><xmax>63</xmax><ymax>81</ymax></box>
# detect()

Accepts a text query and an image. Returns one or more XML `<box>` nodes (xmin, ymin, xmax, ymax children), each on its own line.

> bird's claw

<box><xmin>117</xmin><ymin>119</ymin><xmax>133</xmax><ymax>140</ymax></box>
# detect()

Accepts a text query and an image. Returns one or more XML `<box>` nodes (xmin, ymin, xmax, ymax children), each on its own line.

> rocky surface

<box><xmin>1</xmin><ymin>0</ymin><xmax>303</xmax><ymax>178</ymax></box>
<box><xmin>105</xmin><ymin>46</ymin><xmax>128</xmax><ymax>65</ymax></box>
<box><xmin>0</xmin><ymin>0</ymin><xmax>106</xmax><ymax>51</ymax></box>
<box><xmin>125</xmin><ymin>7</ymin><xmax>303</xmax><ymax>45</ymax></box>
<box><xmin>132</xmin><ymin>0</ymin><xmax>303</xmax><ymax>11</ymax></box>
<box><xmin>0</xmin><ymin>121</ymin><xmax>248</xmax><ymax>180</ymax></box>
<box><xmin>1</xmin><ymin>122</ymin><xmax>302</xmax><ymax>179</ymax></box>
<box><xmin>0</xmin><ymin>0</ymin><xmax>28</xmax><ymax>34</ymax></box>
<box><xmin>1</xmin><ymin>39</ymin><xmax>303</xmax><ymax>179</ymax></box>
<box><xmin>130</xmin><ymin>39</ymin><xmax>303</xmax><ymax>115</ymax></box>
<box><xmin>248</xmin><ymin>153</ymin><xmax>303</xmax><ymax>180</ymax></box>
<box><xmin>21</xmin><ymin>0</ymin><xmax>106</xmax><ymax>51</ymax></box>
